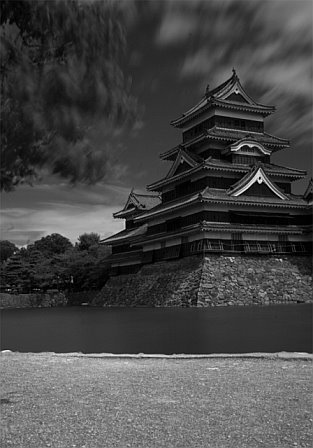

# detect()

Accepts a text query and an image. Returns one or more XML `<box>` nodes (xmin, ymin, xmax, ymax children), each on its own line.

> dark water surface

<box><xmin>0</xmin><ymin>304</ymin><xmax>312</xmax><ymax>354</ymax></box>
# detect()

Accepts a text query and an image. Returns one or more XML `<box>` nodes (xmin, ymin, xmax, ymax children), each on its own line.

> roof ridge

<box><xmin>263</xmin><ymin>131</ymin><xmax>289</xmax><ymax>143</ymax></box>
<box><xmin>133</xmin><ymin>192</ymin><xmax>160</xmax><ymax>197</ymax></box>
<box><xmin>206</xmin><ymin>127</ymin><xmax>289</xmax><ymax>146</ymax></box>
<box><xmin>269</xmin><ymin>163</ymin><xmax>306</xmax><ymax>173</ymax></box>
<box><xmin>205</xmin><ymin>72</ymin><xmax>235</xmax><ymax>98</ymax></box>
<box><xmin>213</xmin><ymin>126</ymin><xmax>261</xmax><ymax>135</ymax></box>
<box><xmin>212</xmin><ymin>97</ymin><xmax>275</xmax><ymax>110</ymax></box>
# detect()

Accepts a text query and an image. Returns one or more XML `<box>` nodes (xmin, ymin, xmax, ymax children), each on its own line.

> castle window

<box><xmin>231</xmin><ymin>232</ymin><xmax>243</xmax><ymax>252</ymax></box>
<box><xmin>277</xmin><ymin>234</ymin><xmax>288</xmax><ymax>252</ymax></box>
<box><xmin>233</xmin><ymin>155</ymin><xmax>254</xmax><ymax>165</ymax></box>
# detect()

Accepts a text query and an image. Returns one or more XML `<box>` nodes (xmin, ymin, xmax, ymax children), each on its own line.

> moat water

<box><xmin>0</xmin><ymin>304</ymin><xmax>312</xmax><ymax>354</ymax></box>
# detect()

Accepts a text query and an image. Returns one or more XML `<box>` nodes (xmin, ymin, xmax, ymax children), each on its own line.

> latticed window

<box><xmin>215</xmin><ymin>116</ymin><xmax>263</xmax><ymax>132</ymax></box>
<box><xmin>231</xmin><ymin>232</ymin><xmax>243</xmax><ymax>252</ymax></box>
<box><xmin>244</xmin><ymin>242</ymin><xmax>257</xmax><ymax>253</ymax></box>
<box><xmin>210</xmin><ymin>240</ymin><xmax>223</xmax><ymax>251</ymax></box>
<box><xmin>190</xmin><ymin>240</ymin><xmax>204</xmax><ymax>253</ymax></box>
<box><xmin>278</xmin><ymin>234</ymin><xmax>288</xmax><ymax>252</ymax></box>
<box><xmin>233</xmin><ymin>155</ymin><xmax>254</xmax><ymax>165</ymax></box>
<box><xmin>258</xmin><ymin>242</ymin><xmax>271</xmax><ymax>253</ymax></box>
<box><xmin>163</xmin><ymin>245</ymin><xmax>181</xmax><ymax>260</ymax></box>
<box><xmin>291</xmin><ymin>243</ymin><xmax>305</xmax><ymax>253</ymax></box>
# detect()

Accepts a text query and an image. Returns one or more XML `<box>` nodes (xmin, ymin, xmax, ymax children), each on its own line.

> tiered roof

<box><xmin>148</xmin><ymin>158</ymin><xmax>306</xmax><ymax>192</ymax></box>
<box><xmin>171</xmin><ymin>69</ymin><xmax>276</xmax><ymax>128</ymax></box>
<box><xmin>101</xmin><ymin>224</ymin><xmax>147</xmax><ymax>244</ymax></box>
<box><xmin>136</xmin><ymin>186</ymin><xmax>308</xmax><ymax>222</ymax></box>
<box><xmin>131</xmin><ymin>220</ymin><xmax>304</xmax><ymax>247</ymax></box>
<box><xmin>161</xmin><ymin>129</ymin><xmax>289</xmax><ymax>161</ymax></box>
<box><xmin>113</xmin><ymin>189</ymin><xmax>161</xmax><ymax>219</ymax></box>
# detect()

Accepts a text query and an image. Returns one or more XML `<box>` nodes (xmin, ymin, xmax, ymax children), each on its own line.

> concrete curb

<box><xmin>1</xmin><ymin>350</ymin><xmax>312</xmax><ymax>361</ymax></box>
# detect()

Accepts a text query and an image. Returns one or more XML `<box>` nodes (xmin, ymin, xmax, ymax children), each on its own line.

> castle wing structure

<box><xmin>102</xmin><ymin>70</ymin><xmax>312</xmax><ymax>275</ymax></box>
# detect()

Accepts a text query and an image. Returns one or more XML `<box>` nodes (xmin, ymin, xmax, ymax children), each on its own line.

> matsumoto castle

<box><xmin>102</xmin><ymin>70</ymin><xmax>312</xmax><ymax>276</ymax></box>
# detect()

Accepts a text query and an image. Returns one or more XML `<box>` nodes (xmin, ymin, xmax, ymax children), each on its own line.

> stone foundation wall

<box><xmin>0</xmin><ymin>292</ymin><xmax>67</xmax><ymax>309</ymax></box>
<box><xmin>92</xmin><ymin>255</ymin><xmax>313</xmax><ymax>307</ymax></box>
<box><xmin>197</xmin><ymin>255</ymin><xmax>312</xmax><ymax>306</ymax></box>
<box><xmin>93</xmin><ymin>256</ymin><xmax>203</xmax><ymax>307</ymax></box>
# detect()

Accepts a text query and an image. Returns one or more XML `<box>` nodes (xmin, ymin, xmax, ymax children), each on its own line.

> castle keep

<box><xmin>97</xmin><ymin>71</ymin><xmax>312</xmax><ymax>307</ymax></box>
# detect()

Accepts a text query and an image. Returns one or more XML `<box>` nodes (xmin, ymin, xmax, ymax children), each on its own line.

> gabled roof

<box><xmin>165</xmin><ymin>148</ymin><xmax>200</xmax><ymax>179</ymax></box>
<box><xmin>227</xmin><ymin>165</ymin><xmax>289</xmax><ymax>200</ymax></box>
<box><xmin>171</xmin><ymin>70</ymin><xmax>275</xmax><ymax>128</ymax></box>
<box><xmin>113</xmin><ymin>189</ymin><xmax>161</xmax><ymax>219</ymax></box>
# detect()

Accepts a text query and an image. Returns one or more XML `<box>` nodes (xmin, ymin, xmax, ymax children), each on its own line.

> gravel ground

<box><xmin>0</xmin><ymin>352</ymin><xmax>312</xmax><ymax>447</ymax></box>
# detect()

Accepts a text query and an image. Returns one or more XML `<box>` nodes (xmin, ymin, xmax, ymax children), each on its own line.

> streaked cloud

<box><xmin>156</xmin><ymin>0</ymin><xmax>312</xmax><ymax>171</ymax></box>
<box><xmin>1</xmin><ymin>182</ymin><xmax>131</xmax><ymax>246</ymax></box>
<box><xmin>156</xmin><ymin>10</ymin><xmax>198</xmax><ymax>45</ymax></box>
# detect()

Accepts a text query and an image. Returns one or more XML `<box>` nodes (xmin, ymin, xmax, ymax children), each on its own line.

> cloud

<box><xmin>156</xmin><ymin>9</ymin><xmax>198</xmax><ymax>45</ymax></box>
<box><xmin>132</xmin><ymin>119</ymin><xmax>145</xmax><ymax>132</ymax></box>
<box><xmin>129</xmin><ymin>50</ymin><xmax>143</xmax><ymax>67</ymax></box>
<box><xmin>155</xmin><ymin>0</ymin><xmax>262</xmax><ymax>47</ymax></box>
<box><xmin>1</xmin><ymin>204</ymin><xmax>124</xmax><ymax>247</ymax></box>
<box><xmin>0</xmin><ymin>182</ymin><xmax>132</xmax><ymax>246</ymax></box>
<box><xmin>155</xmin><ymin>0</ymin><xmax>312</xmax><ymax>174</ymax></box>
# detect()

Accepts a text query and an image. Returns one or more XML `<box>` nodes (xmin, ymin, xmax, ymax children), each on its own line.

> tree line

<box><xmin>0</xmin><ymin>233</ymin><xmax>111</xmax><ymax>293</ymax></box>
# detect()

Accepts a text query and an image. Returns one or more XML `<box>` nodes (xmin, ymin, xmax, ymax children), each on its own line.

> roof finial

<box><xmin>232</xmin><ymin>67</ymin><xmax>236</xmax><ymax>76</ymax></box>
<box><xmin>205</xmin><ymin>83</ymin><xmax>210</xmax><ymax>97</ymax></box>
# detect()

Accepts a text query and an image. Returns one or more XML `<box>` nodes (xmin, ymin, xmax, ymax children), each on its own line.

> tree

<box><xmin>58</xmin><ymin>242</ymin><xmax>110</xmax><ymax>293</ymax></box>
<box><xmin>1</xmin><ymin>233</ymin><xmax>111</xmax><ymax>294</ymax></box>
<box><xmin>3</xmin><ymin>252</ymin><xmax>31</xmax><ymax>292</ymax></box>
<box><xmin>0</xmin><ymin>240</ymin><xmax>18</xmax><ymax>263</ymax></box>
<box><xmin>26</xmin><ymin>248</ymin><xmax>55</xmax><ymax>291</ymax></box>
<box><xmin>31</xmin><ymin>233</ymin><xmax>73</xmax><ymax>256</ymax></box>
<box><xmin>1</xmin><ymin>0</ymin><xmax>137</xmax><ymax>191</ymax></box>
<box><xmin>76</xmin><ymin>232</ymin><xmax>100</xmax><ymax>251</ymax></box>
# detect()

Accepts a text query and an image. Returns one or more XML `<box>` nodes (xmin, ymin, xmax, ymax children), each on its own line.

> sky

<box><xmin>1</xmin><ymin>0</ymin><xmax>312</xmax><ymax>247</ymax></box>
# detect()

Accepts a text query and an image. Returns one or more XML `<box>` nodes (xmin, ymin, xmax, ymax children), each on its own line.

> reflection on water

<box><xmin>0</xmin><ymin>304</ymin><xmax>312</xmax><ymax>354</ymax></box>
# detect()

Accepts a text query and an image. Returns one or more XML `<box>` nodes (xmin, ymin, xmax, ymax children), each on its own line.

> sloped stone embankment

<box><xmin>93</xmin><ymin>255</ymin><xmax>313</xmax><ymax>307</ymax></box>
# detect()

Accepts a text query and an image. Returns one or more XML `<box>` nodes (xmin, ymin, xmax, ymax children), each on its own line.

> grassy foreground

<box><xmin>0</xmin><ymin>353</ymin><xmax>312</xmax><ymax>447</ymax></box>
